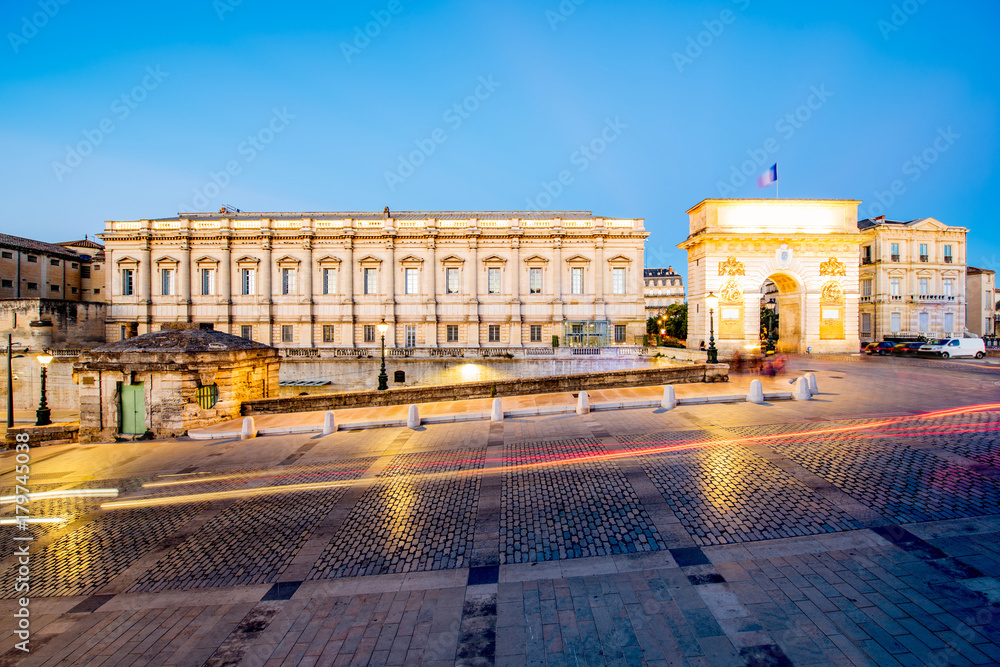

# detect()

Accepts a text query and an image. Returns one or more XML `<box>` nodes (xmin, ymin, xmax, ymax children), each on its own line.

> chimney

<box><xmin>383</xmin><ymin>206</ymin><xmax>390</xmax><ymax>219</ymax></box>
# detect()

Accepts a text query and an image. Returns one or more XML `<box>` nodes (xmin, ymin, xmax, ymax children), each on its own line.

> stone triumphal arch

<box><xmin>679</xmin><ymin>199</ymin><xmax>862</xmax><ymax>355</ymax></box>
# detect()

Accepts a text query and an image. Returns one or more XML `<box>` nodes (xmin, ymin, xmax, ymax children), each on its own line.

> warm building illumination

<box><xmin>706</xmin><ymin>292</ymin><xmax>718</xmax><ymax>312</ymax></box>
<box><xmin>37</xmin><ymin>353</ymin><xmax>54</xmax><ymax>365</ymax></box>
<box><xmin>376</xmin><ymin>320</ymin><xmax>389</xmax><ymax>336</ymax></box>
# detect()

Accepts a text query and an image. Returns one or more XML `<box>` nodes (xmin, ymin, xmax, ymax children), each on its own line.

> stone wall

<box><xmin>246</xmin><ymin>363</ymin><xmax>728</xmax><ymax>415</ymax></box>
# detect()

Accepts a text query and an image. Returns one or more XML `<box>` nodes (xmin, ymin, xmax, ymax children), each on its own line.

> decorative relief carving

<box><xmin>718</xmin><ymin>256</ymin><xmax>745</xmax><ymax>276</ymax></box>
<box><xmin>819</xmin><ymin>257</ymin><xmax>847</xmax><ymax>276</ymax></box>
<box><xmin>720</xmin><ymin>279</ymin><xmax>743</xmax><ymax>304</ymax></box>
<box><xmin>820</xmin><ymin>280</ymin><xmax>844</xmax><ymax>303</ymax></box>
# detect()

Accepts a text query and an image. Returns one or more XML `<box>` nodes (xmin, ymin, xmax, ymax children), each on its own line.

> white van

<box><xmin>919</xmin><ymin>338</ymin><xmax>986</xmax><ymax>359</ymax></box>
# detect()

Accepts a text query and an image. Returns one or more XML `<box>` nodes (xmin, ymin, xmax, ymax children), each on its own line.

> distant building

<box><xmin>967</xmin><ymin>266</ymin><xmax>996</xmax><ymax>337</ymax></box>
<box><xmin>57</xmin><ymin>238</ymin><xmax>108</xmax><ymax>303</ymax></box>
<box><xmin>857</xmin><ymin>217</ymin><xmax>967</xmax><ymax>343</ymax></box>
<box><xmin>643</xmin><ymin>267</ymin><xmax>684</xmax><ymax>313</ymax></box>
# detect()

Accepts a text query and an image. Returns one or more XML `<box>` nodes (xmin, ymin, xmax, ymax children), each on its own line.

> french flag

<box><xmin>758</xmin><ymin>163</ymin><xmax>777</xmax><ymax>187</ymax></box>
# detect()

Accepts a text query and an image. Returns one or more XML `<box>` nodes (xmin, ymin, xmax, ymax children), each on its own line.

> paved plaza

<box><xmin>2</xmin><ymin>356</ymin><xmax>1000</xmax><ymax>666</ymax></box>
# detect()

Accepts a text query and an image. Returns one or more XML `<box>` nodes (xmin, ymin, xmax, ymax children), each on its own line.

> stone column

<box><xmin>220</xmin><ymin>238</ymin><xmax>232</xmax><ymax>333</ymax></box>
<box><xmin>140</xmin><ymin>241</ymin><xmax>152</xmax><ymax>333</ymax></box>
<box><xmin>467</xmin><ymin>239</ymin><xmax>479</xmax><ymax>347</ymax></box>
<box><xmin>343</xmin><ymin>238</ymin><xmax>355</xmax><ymax>347</ymax></box>
<box><xmin>261</xmin><ymin>235</ymin><xmax>273</xmax><ymax>345</ymax></box>
<box><xmin>385</xmin><ymin>238</ymin><xmax>396</xmax><ymax>346</ymax></box>
<box><xmin>553</xmin><ymin>238</ymin><xmax>563</xmax><ymax>325</ymax></box>
<box><xmin>595</xmin><ymin>235</ymin><xmax>605</xmax><ymax>321</ymax></box>
<box><xmin>303</xmin><ymin>239</ymin><xmax>314</xmax><ymax>347</ymax></box>
<box><xmin>426</xmin><ymin>238</ymin><xmax>437</xmax><ymax>347</ymax></box>
<box><xmin>510</xmin><ymin>238</ymin><xmax>522</xmax><ymax>346</ymax></box>
<box><xmin>180</xmin><ymin>237</ymin><xmax>192</xmax><ymax>323</ymax></box>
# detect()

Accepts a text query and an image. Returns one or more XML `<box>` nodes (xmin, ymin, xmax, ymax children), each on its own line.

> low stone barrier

<box><xmin>4</xmin><ymin>422</ymin><xmax>79</xmax><ymax>448</ymax></box>
<box><xmin>242</xmin><ymin>363</ymin><xmax>729</xmax><ymax>416</ymax></box>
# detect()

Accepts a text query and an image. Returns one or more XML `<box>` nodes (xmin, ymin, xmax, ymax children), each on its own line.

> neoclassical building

<box><xmin>857</xmin><ymin>217</ymin><xmax>968</xmax><ymax>343</ymax></box>
<box><xmin>97</xmin><ymin>210</ymin><xmax>649</xmax><ymax>348</ymax></box>
<box><xmin>643</xmin><ymin>267</ymin><xmax>685</xmax><ymax>313</ymax></box>
<box><xmin>680</xmin><ymin>199</ymin><xmax>863</xmax><ymax>355</ymax></box>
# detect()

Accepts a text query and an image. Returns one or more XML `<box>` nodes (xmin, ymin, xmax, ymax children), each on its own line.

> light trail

<box><xmin>0</xmin><ymin>517</ymin><xmax>67</xmax><ymax>525</ymax></box>
<box><xmin>0</xmin><ymin>489</ymin><xmax>119</xmax><ymax>504</ymax></box>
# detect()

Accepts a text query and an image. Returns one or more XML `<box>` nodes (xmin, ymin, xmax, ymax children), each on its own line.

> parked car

<box><xmin>865</xmin><ymin>341</ymin><xmax>896</xmax><ymax>356</ymax></box>
<box><xmin>919</xmin><ymin>338</ymin><xmax>987</xmax><ymax>359</ymax></box>
<box><xmin>892</xmin><ymin>342</ymin><xmax>926</xmax><ymax>356</ymax></box>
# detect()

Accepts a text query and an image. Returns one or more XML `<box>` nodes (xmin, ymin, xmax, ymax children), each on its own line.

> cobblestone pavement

<box><xmin>1</xmin><ymin>356</ymin><xmax>1000</xmax><ymax>665</ymax></box>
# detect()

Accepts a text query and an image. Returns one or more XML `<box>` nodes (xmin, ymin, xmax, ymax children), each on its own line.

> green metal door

<box><xmin>121</xmin><ymin>383</ymin><xmax>145</xmax><ymax>434</ymax></box>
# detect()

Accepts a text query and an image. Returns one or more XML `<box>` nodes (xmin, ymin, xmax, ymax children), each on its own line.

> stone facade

<box><xmin>643</xmin><ymin>267</ymin><xmax>684</xmax><ymax>313</ymax></box>
<box><xmin>74</xmin><ymin>328</ymin><xmax>279</xmax><ymax>443</ymax></box>
<box><xmin>97</xmin><ymin>210</ymin><xmax>649</xmax><ymax>349</ymax></box>
<box><xmin>0</xmin><ymin>234</ymin><xmax>105</xmax><ymax>302</ymax></box>
<box><xmin>858</xmin><ymin>217</ymin><xmax>967</xmax><ymax>343</ymax></box>
<box><xmin>967</xmin><ymin>266</ymin><xmax>997</xmax><ymax>337</ymax></box>
<box><xmin>680</xmin><ymin>199</ymin><xmax>863</xmax><ymax>355</ymax></box>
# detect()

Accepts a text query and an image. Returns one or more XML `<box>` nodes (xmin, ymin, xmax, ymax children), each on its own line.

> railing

<box><xmin>890</xmin><ymin>295</ymin><xmax>903</xmax><ymax>301</ymax></box>
<box><xmin>860</xmin><ymin>295</ymin><xmax>872</xmax><ymax>302</ymax></box>
<box><xmin>387</xmin><ymin>348</ymin><xmax>413</xmax><ymax>358</ymax></box>
<box><xmin>891</xmin><ymin>255</ymin><xmax>900</xmax><ymax>262</ymax></box>
<box><xmin>284</xmin><ymin>348</ymin><xmax>319</xmax><ymax>358</ymax></box>
<box><xmin>430</xmin><ymin>348</ymin><xmax>465</xmax><ymax>357</ymax></box>
<box><xmin>279</xmin><ymin>346</ymin><xmax>654</xmax><ymax>359</ymax></box>
<box><xmin>910</xmin><ymin>295</ymin><xmax>955</xmax><ymax>302</ymax></box>
<box><xmin>861</xmin><ymin>257</ymin><xmax>873</xmax><ymax>265</ymax></box>
<box><xmin>524</xmin><ymin>347</ymin><xmax>555</xmax><ymax>355</ymax></box>
<box><xmin>571</xmin><ymin>347</ymin><xmax>601</xmax><ymax>355</ymax></box>
<box><xmin>334</xmin><ymin>348</ymin><xmax>372</xmax><ymax>358</ymax></box>
<box><xmin>50</xmin><ymin>348</ymin><xmax>83</xmax><ymax>358</ymax></box>
<box><xmin>944</xmin><ymin>256</ymin><xmax>953</xmax><ymax>263</ymax></box>
<box><xmin>920</xmin><ymin>255</ymin><xmax>929</xmax><ymax>262</ymax></box>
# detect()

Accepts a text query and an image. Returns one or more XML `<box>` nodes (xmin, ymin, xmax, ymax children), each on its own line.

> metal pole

<box><xmin>707</xmin><ymin>308</ymin><xmax>718</xmax><ymax>364</ymax></box>
<box><xmin>36</xmin><ymin>362</ymin><xmax>51</xmax><ymax>426</ymax></box>
<box><xmin>377</xmin><ymin>333</ymin><xmax>388</xmax><ymax>391</ymax></box>
<box><xmin>6</xmin><ymin>334</ymin><xmax>12</xmax><ymax>428</ymax></box>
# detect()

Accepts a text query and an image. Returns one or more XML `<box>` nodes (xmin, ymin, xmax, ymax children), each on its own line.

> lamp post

<box><xmin>376</xmin><ymin>320</ymin><xmax>389</xmax><ymax>391</ymax></box>
<box><xmin>6</xmin><ymin>334</ymin><xmax>14</xmax><ymax>428</ymax></box>
<box><xmin>35</xmin><ymin>352</ymin><xmax>54</xmax><ymax>426</ymax></box>
<box><xmin>763</xmin><ymin>298</ymin><xmax>777</xmax><ymax>354</ymax></box>
<box><xmin>706</xmin><ymin>292</ymin><xmax>718</xmax><ymax>364</ymax></box>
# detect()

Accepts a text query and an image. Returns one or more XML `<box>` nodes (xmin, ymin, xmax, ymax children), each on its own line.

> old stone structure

<box><xmin>643</xmin><ymin>267</ymin><xmax>685</xmax><ymax>313</ymax></box>
<box><xmin>858</xmin><ymin>217</ymin><xmax>968</xmax><ymax>343</ymax></box>
<box><xmin>0</xmin><ymin>233</ymin><xmax>106</xmax><ymax>302</ymax></box>
<box><xmin>681</xmin><ymin>199</ymin><xmax>863</xmax><ymax>354</ymax></box>
<box><xmin>74</xmin><ymin>328</ymin><xmax>279</xmax><ymax>443</ymax></box>
<box><xmin>97</xmin><ymin>209</ymin><xmax>649</xmax><ymax>349</ymax></box>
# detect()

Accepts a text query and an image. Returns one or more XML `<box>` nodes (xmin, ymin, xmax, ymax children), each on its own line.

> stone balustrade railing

<box><xmin>280</xmin><ymin>346</ymin><xmax>650</xmax><ymax>360</ymax></box>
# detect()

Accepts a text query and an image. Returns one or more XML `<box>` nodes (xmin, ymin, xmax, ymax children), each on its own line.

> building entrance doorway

<box><xmin>120</xmin><ymin>383</ymin><xmax>145</xmax><ymax>434</ymax></box>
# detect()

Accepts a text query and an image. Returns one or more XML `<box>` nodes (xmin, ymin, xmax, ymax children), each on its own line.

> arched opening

<box><xmin>759</xmin><ymin>272</ymin><xmax>804</xmax><ymax>353</ymax></box>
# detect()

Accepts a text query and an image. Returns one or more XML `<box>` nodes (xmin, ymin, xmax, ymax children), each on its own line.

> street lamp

<box><xmin>376</xmin><ymin>320</ymin><xmax>389</xmax><ymax>391</ymax></box>
<box><xmin>35</xmin><ymin>352</ymin><xmax>54</xmax><ymax>426</ymax></box>
<box><xmin>763</xmin><ymin>298</ymin><xmax>777</xmax><ymax>354</ymax></box>
<box><xmin>706</xmin><ymin>292</ymin><xmax>719</xmax><ymax>364</ymax></box>
<box><xmin>6</xmin><ymin>334</ymin><xmax>25</xmax><ymax>429</ymax></box>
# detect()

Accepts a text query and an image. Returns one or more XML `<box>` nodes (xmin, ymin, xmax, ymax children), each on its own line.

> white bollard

<box><xmin>576</xmin><ymin>391</ymin><xmax>590</xmax><ymax>415</ymax></box>
<box><xmin>660</xmin><ymin>385</ymin><xmax>677</xmax><ymax>410</ymax></box>
<box><xmin>805</xmin><ymin>372</ymin><xmax>818</xmax><ymax>396</ymax></box>
<box><xmin>747</xmin><ymin>379</ymin><xmax>764</xmax><ymax>404</ymax></box>
<box><xmin>322</xmin><ymin>411</ymin><xmax>336</xmax><ymax>435</ymax></box>
<box><xmin>407</xmin><ymin>404</ymin><xmax>420</xmax><ymax>429</ymax></box>
<box><xmin>240</xmin><ymin>416</ymin><xmax>257</xmax><ymax>440</ymax></box>
<box><xmin>793</xmin><ymin>377</ymin><xmax>811</xmax><ymax>401</ymax></box>
<box><xmin>491</xmin><ymin>397</ymin><xmax>503</xmax><ymax>422</ymax></box>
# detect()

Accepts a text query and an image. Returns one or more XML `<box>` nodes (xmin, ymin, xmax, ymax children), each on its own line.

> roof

<box><xmin>0</xmin><ymin>233</ymin><xmax>81</xmax><ymax>259</ymax></box>
<box><xmin>643</xmin><ymin>268</ymin><xmax>681</xmax><ymax>279</ymax></box>
<box><xmin>93</xmin><ymin>328</ymin><xmax>272</xmax><ymax>353</ymax></box>
<box><xmin>968</xmin><ymin>266</ymin><xmax>996</xmax><ymax>275</ymax></box>
<box><xmin>146</xmin><ymin>210</ymin><xmax>611</xmax><ymax>222</ymax></box>
<box><xmin>686</xmin><ymin>198</ymin><xmax>861</xmax><ymax>214</ymax></box>
<box><xmin>58</xmin><ymin>239</ymin><xmax>104</xmax><ymax>250</ymax></box>
<box><xmin>857</xmin><ymin>217</ymin><xmax>915</xmax><ymax>229</ymax></box>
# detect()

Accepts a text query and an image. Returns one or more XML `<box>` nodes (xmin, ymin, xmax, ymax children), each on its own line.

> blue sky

<box><xmin>2</xmin><ymin>0</ymin><xmax>998</xmax><ymax>278</ymax></box>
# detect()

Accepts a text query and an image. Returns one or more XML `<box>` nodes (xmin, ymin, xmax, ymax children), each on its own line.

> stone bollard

<box><xmin>240</xmin><ymin>416</ymin><xmax>257</xmax><ymax>440</ymax></box>
<box><xmin>793</xmin><ymin>377</ymin><xmax>811</xmax><ymax>401</ymax></box>
<box><xmin>576</xmin><ymin>390</ymin><xmax>589</xmax><ymax>415</ymax></box>
<box><xmin>407</xmin><ymin>404</ymin><xmax>420</xmax><ymax>429</ymax></box>
<box><xmin>747</xmin><ymin>379</ymin><xmax>764</xmax><ymax>404</ymax></box>
<box><xmin>660</xmin><ymin>385</ymin><xmax>677</xmax><ymax>410</ymax></box>
<box><xmin>805</xmin><ymin>373</ymin><xmax>818</xmax><ymax>396</ymax></box>
<box><xmin>491</xmin><ymin>397</ymin><xmax>503</xmax><ymax>422</ymax></box>
<box><xmin>322</xmin><ymin>411</ymin><xmax>336</xmax><ymax>435</ymax></box>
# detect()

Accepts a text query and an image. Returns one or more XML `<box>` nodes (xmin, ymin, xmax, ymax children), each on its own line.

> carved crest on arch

<box><xmin>718</xmin><ymin>256</ymin><xmax>745</xmax><ymax>276</ymax></box>
<box><xmin>720</xmin><ymin>278</ymin><xmax>744</xmax><ymax>304</ymax></box>
<box><xmin>821</xmin><ymin>280</ymin><xmax>844</xmax><ymax>303</ymax></box>
<box><xmin>819</xmin><ymin>257</ymin><xmax>847</xmax><ymax>277</ymax></box>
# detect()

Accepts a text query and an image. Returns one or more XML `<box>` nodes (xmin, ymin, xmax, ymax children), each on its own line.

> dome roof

<box><xmin>94</xmin><ymin>328</ymin><xmax>271</xmax><ymax>353</ymax></box>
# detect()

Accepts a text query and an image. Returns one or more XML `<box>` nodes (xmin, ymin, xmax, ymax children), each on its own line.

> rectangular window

<box><xmin>93</xmin><ymin>288</ymin><xmax>100</xmax><ymax>295</ymax></box>
<box><xmin>160</xmin><ymin>268</ymin><xmax>173</xmax><ymax>295</ymax></box>
<box><xmin>0</xmin><ymin>279</ymin><xmax>11</xmax><ymax>288</ymax></box>
<box><xmin>281</xmin><ymin>325</ymin><xmax>293</xmax><ymax>342</ymax></box>
<box><xmin>918</xmin><ymin>312</ymin><xmax>928</xmax><ymax>332</ymax></box>
<box><xmin>944</xmin><ymin>245</ymin><xmax>953</xmax><ymax>263</ymax></box>
<box><xmin>488</xmin><ymin>267</ymin><xmax>501</xmax><ymax>294</ymax></box>
<box><xmin>890</xmin><ymin>312</ymin><xmax>901</xmax><ymax>333</ymax></box>
<box><xmin>615</xmin><ymin>324</ymin><xmax>626</xmax><ymax>342</ymax></box>
<box><xmin>447</xmin><ymin>324</ymin><xmax>459</xmax><ymax>342</ymax></box>
<box><xmin>861</xmin><ymin>313</ymin><xmax>872</xmax><ymax>334</ymax></box>
<box><xmin>943</xmin><ymin>278</ymin><xmax>953</xmax><ymax>296</ymax></box>
<box><xmin>363</xmin><ymin>268</ymin><xmax>377</xmax><ymax>295</ymax></box>
<box><xmin>322</xmin><ymin>325</ymin><xmax>336</xmax><ymax>342</ymax></box>
<box><xmin>364</xmin><ymin>324</ymin><xmax>376</xmax><ymax>342</ymax></box>
<box><xmin>50</xmin><ymin>284</ymin><xmax>59</xmax><ymax>292</ymax></box>
<box><xmin>322</xmin><ymin>268</ymin><xmax>335</xmax><ymax>295</ymax></box>
<box><xmin>529</xmin><ymin>268</ymin><xmax>542</xmax><ymax>294</ymax></box>
<box><xmin>446</xmin><ymin>268</ymin><xmax>459</xmax><ymax>294</ymax></box>
<box><xmin>890</xmin><ymin>277</ymin><xmax>900</xmax><ymax>296</ymax></box>
<box><xmin>944</xmin><ymin>312</ymin><xmax>954</xmax><ymax>332</ymax></box>
<box><xmin>281</xmin><ymin>268</ymin><xmax>295</xmax><ymax>295</ymax></box>
<box><xmin>71</xmin><ymin>287</ymin><xmax>78</xmax><ymax>294</ymax></box>
<box><xmin>488</xmin><ymin>324</ymin><xmax>500</xmax><ymax>342</ymax></box>
<box><xmin>612</xmin><ymin>268</ymin><xmax>626</xmax><ymax>295</ymax></box>
<box><xmin>241</xmin><ymin>325</ymin><xmax>252</xmax><ymax>339</ymax></box>
<box><xmin>122</xmin><ymin>268</ymin><xmax>134</xmax><ymax>296</ymax></box>
<box><xmin>121</xmin><ymin>325</ymin><xmax>128</xmax><ymax>340</ymax></box>
<box><xmin>1</xmin><ymin>251</ymin><xmax>11</xmax><ymax>259</ymax></box>
<box><xmin>861</xmin><ymin>278</ymin><xmax>872</xmax><ymax>297</ymax></box>
<box><xmin>405</xmin><ymin>324</ymin><xmax>416</xmax><ymax>348</ymax></box>
<box><xmin>530</xmin><ymin>324</ymin><xmax>542</xmax><ymax>342</ymax></box>
<box><xmin>919</xmin><ymin>243</ymin><xmax>928</xmax><ymax>260</ymax></box>
<box><xmin>81</xmin><ymin>264</ymin><xmax>91</xmax><ymax>278</ymax></box>
<box><xmin>862</xmin><ymin>246</ymin><xmax>872</xmax><ymax>262</ymax></box>
<box><xmin>50</xmin><ymin>258</ymin><xmax>60</xmax><ymax>266</ymax></box>
<box><xmin>890</xmin><ymin>243</ymin><xmax>900</xmax><ymax>260</ymax></box>
<box><xmin>405</xmin><ymin>268</ymin><xmax>419</xmax><ymax>295</ymax></box>
<box><xmin>571</xmin><ymin>267</ymin><xmax>584</xmax><ymax>294</ymax></box>
<box><xmin>26</xmin><ymin>255</ymin><xmax>37</xmax><ymax>263</ymax></box>
<box><xmin>201</xmin><ymin>268</ymin><xmax>214</xmax><ymax>295</ymax></box>
<box><xmin>241</xmin><ymin>268</ymin><xmax>255</xmax><ymax>295</ymax></box>
<box><xmin>919</xmin><ymin>277</ymin><xmax>928</xmax><ymax>295</ymax></box>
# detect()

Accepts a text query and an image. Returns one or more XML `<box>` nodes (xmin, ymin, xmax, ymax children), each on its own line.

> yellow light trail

<box><xmin>0</xmin><ymin>489</ymin><xmax>119</xmax><ymax>504</ymax></box>
<box><xmin>0</xmin><ymin>517</ymin><xmax>67</xmax><ymax>525</ymax></box>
